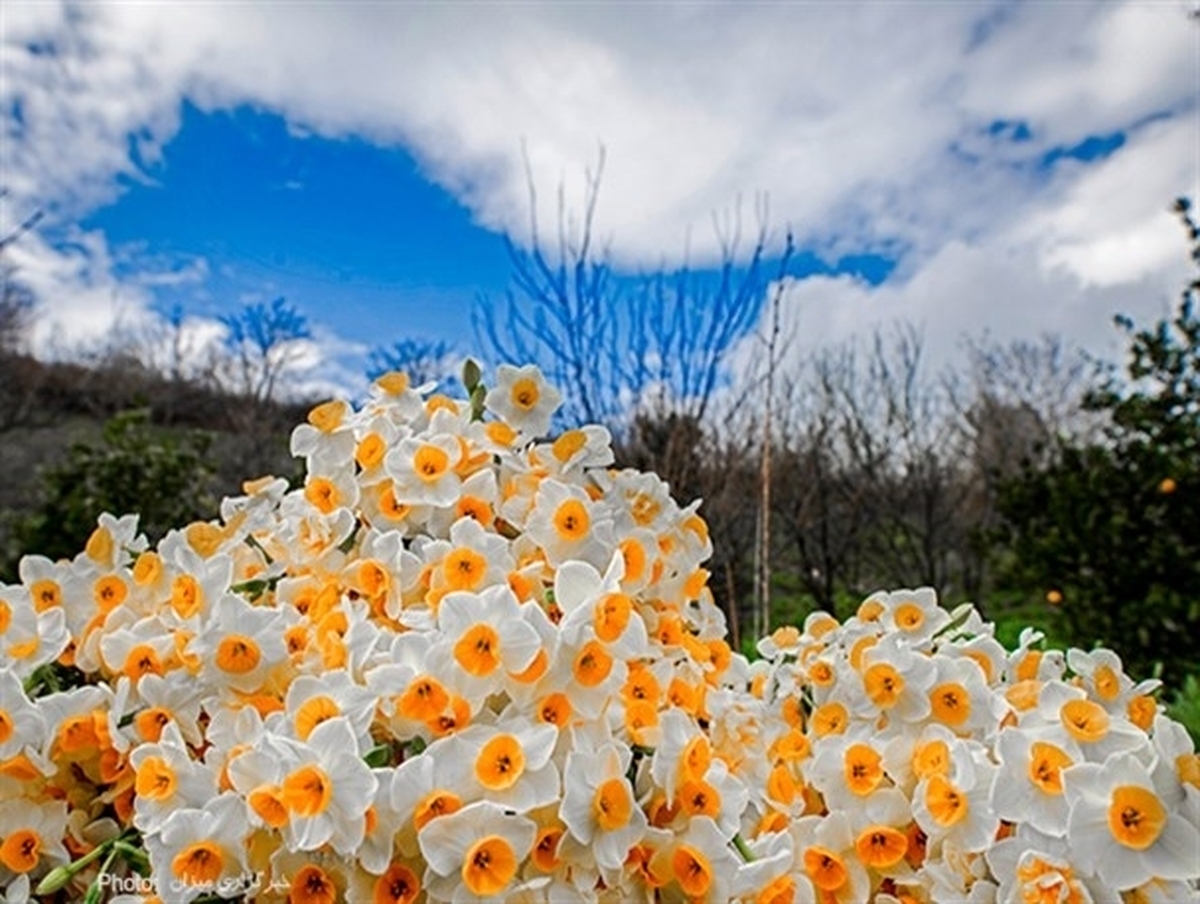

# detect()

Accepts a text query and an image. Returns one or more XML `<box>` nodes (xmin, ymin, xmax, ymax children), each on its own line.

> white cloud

<box><xmin>1</xmin><ymin>0</ymin><xmax>1195</xmax><ymax>389</ymax></box>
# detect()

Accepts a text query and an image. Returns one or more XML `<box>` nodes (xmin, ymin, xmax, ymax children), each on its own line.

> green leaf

<box><xmin>462</xmin><ymin>358</ymin><xmax>482</xmax><ymax>393</ymax></box>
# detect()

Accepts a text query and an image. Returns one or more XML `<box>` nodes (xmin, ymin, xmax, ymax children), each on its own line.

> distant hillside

<box><xmin>0</xmin><ymin>350</ymin><xmax>315</xmax><ymax>573</ymax></box>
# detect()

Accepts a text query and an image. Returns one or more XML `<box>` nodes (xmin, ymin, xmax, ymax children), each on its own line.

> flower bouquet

<box><xmin>2</xmin><ymin>363</ymin><xmax>1198</xmax><ymax>903</ymax></box>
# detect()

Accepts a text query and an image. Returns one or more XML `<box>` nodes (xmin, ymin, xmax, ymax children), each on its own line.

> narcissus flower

<box><xmin>143</xmin><ymin>794</ymin><xmax>250</xmax><ymax>904</ymax></box>
<box><xmin>484</xmin><ymin>364</ymin><xmax>563</xmax><ymax>438</ymax></box>
<box><xmin>417</xmin><ymin>800</ymin><xmax>538</xmax><ymax>901</ymax></box>
<box><xmin>5</xmin><ymin>363</ymin><xmax>1200</xmax><ymax>904</ymax></box>
<box><xmin>1064</xmin><ymin>753</ymin><xmax>1200</xmax><ymax>889</ymax></box>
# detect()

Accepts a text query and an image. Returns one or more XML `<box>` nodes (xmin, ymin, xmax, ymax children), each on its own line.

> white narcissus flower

<box><xmin>443</xmin><ymin>719</ymin><xmax>560</xmax><ymax>815</ymax></box>
<box><xmin>911</xmin><ymin>743</ymin><xmax>999</xmax><ymax>853</ymax></box>
<box><xmin>384</xmin><ymin>432</ymin><xmax>464</xmax><ymax>508</ymax></box>
<box><xmin>0</xmin><ymin>585</ymin><xmax>69</xmax><ymax>681</ymax></box>
<box><xmin>277</xmin><ymin>671</ymin><xmax>380</xmax><ymax>748</ymax></box>
<box><xmin>436</xmin><ymin>585</ymin><xmax>541</xmax><ymax>701</ymax></box>
<box><xmin>485</xmin><ymin>364</ymin><xmax>563</xmax><ymax>438</ymax></box>
<box><xmin>660</xmin><ymin>814</ymin><xmax>742</xmax><ymax>903</ymax></box>
<box><xmin>991</xmin><ymin>723</ymin><xmax>1083</xmax><ymax>837</ymax></box>
<box><xmin>560</xmin><ymin>739</ymin><xmax>648</xmax><ymax>873</ymax></box>
<box><xmin>274</xmin><ymin>717</ymin><xmax>379</xmax><ymax>855</ymax></box>
<box><xmin>187</xmin><ymin>593</ymin><xmax>288</xmax><ymax>694</ymax></box>
<box><xmin>855</xmin><ymin>631</ymin><xmax>938</xmax><ymax>726</ymax></box>
<box><xmin>0</xmin><ymin>797</ymin><xmax>69</xmax><ymax>883</ymax></box>
<box><xmin>389</xmin><ymin>740</ymin><xmax>476</xmax><ymax>859</ymax></box>
<box><xmin>418</xmin><ymin>799</ymin><xmax>539</xmax><ymax>901</ymax></box>
<box><xmin>0</xmin><ymin>670</ymin><xmax>45</xmax><ymax>761</ymax></box>
<box><xmin>1064</xmin><ymin>752</ymin><xmax>1200</xmax><ymax>890</ymax></box>
<box><xmin>290</xmin><ymin>398</ymin><xmax>356</xmax><ymax>467</ymax></box>
<box><xmin>532</xmin><ymin>424</ymin><xmax>614</xmax><ymax>474</ymax></box>
<box><xmin>524</xmin><ymin>479</ymin><xmax>616</xmax><ymax>570</ymax></box>
<box><xmin>130</xmin><ymin>722</ymin><xmax>218</xmax><ymax>834</ymax></box>
<box><xmin>143</xmin><ymin>793</ymin><xmax>250</xmax><ymax>904</ymax></box>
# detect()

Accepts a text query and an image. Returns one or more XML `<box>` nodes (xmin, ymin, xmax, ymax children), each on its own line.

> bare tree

<box><xmin>473</xmin><ymin>149</ymin><xmax>778</xmax><ymax>431</ymax></box>
<box><xmin>0</xmin><ymin>192</ymin><xmax>42</xmax><ymax>354</ymax></box>
<box><xmin>369</xmin><ymin>337</ymin><xmax>460</xmax><ymax>390</ymax></box>
<box><xmin>217</xmin><ymin>297</ymin><xmax>312</xmax><ymax>406</ymax></box>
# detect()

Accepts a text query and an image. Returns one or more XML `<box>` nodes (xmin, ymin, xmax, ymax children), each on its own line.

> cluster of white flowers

<box><xmin>0</xmin><ymin>362</ymin><xmax>1197</xmax><ymax>903</ymax></box>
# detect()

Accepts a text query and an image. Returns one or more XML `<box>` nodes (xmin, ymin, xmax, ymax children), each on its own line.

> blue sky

<box><xmin>76</xmin><ymin>102</ymin><xmax>899</xmax><ymax>370</ymax></box>
<box><xmin>1</xmin><ymin>1</ymin><xmax>1195</xmax><ymax>398</ymax></box>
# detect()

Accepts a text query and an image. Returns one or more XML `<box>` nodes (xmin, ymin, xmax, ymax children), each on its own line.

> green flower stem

<box><xmin>35</xmin><ymin>837</ymin><xmax>116</xmax><ymax>894</ymax></box>
<box><xmin>244</xmin><ymin>532</ymin><xmax>274</xmax><ymax>565</ymax></box>
<box><xmin>82</xmin><ymin>844</ymin><xmax>121</xmax><ymax>904</ymax></box>
<box><xmin>732</xmin><ymin>833</ymin><xmax>756</xmax><ymax>863</ymax></box>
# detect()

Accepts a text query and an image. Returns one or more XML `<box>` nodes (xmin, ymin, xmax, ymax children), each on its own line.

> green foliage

<box><xmin>3</xmin><ymin>410</ymin><xmax>216</xmax><ymax>575</ymax></box>
<box><xmin>993</xmin><ymin>200</ymin><xmax>1200</xmax><ymax>685</ymax></box>
<box><xmin>1166</xmin><ymin>674</ymin><xmax>1200</xmax><ymax>746</ymax></box>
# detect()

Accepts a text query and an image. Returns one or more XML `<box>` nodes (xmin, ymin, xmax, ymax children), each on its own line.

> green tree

<box><xmin>993</xmin><ymin>199</ymin><xmax>1200</xmax><ymax>683</ymax></box>
<box><xmin>3</xmin><ymin>410</ymin><xmax>217</xmax><ymax>575</ymax></box>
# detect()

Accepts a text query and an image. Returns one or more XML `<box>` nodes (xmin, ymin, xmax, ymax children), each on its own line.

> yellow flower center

<box><xmin>811</xmin><ymin>701</ymin><xmax>848</xmax><ymax>737</ymax></box>
<box><xmin>475</xmin><ymin>734</ymin><xmax>525</xmax><ymax>790</ymax></box>
<box><xmin>511</xmin><ymin>378</ymin><xmax>540</xmax><ymax>410</ymax></box>
<box><xmin>1028</xmin><ymin>741</ymin><xmax>1073</xmax><ymax>795</ymax></box>
<box><xmin>454</xmin><ymin>624</ymin><xmax>502</xmax><ymax>676</ymax></box>
<box><xmin>135</xmin><ymin>755</ymin><xmax>177</xmax><ymax>801</ymax></box>
<box><xmin>930</xmin><ymin>682</ymin><xmax>971</xmax><ymax>726</ymax></box>
<box><xmin>532</xmin><ymin>826</ymin><xmax>563</xmax><ymax>872</ymax></box>
<box><xmin>443</xmin><ymin>548</ymin><xmax>487</xmax><ymax>591</ymax></box>
<box><xmin>855</xmin><ymin>825</ymin><xmax>909</xmax><ymax>869</ymax></box>
<box><xmin>171</xmin><ymin>841</ymin><xmax>224</xmax><ymax>886</ymax></box>
<box><xmin>291</xmin><ymin>864</ymin><xmax>338</xmax><ymax>904</ymax></box>
<box><xmin>0</xmin><ymin>829</ymin><xmax>42</xmax><ymax>873</ymax></box>
<box><xmin>1093</xmin><ymin>664</ymin><xmax>1121</xmax><ymax>702</ymax></box>
<box><xmin>462</xmin><ymin>835</ymin><xmax>519</xmax><ymax>897</ymax></box>
<box><xmin>573</xmin><ymin>640</ymin><xmax>613</xmax><ymax>687</ymax></box>
<box><xmin>894</xmin><ymin>602</ymin><xmax>925</xmax><ymax>631</ymax></box>
<box><xmin>282</xmin><ymin>764</ymin><xmax>333</xmax><ymax>817</ymax></box>
<box><xmin>803</xmin><ymin>846</ymin><xmax>848</xmax><ymax>891</ymax></box>
<box><xmin>679</xmin><ymin>778</ymin><xmax>721</xmax><ymax>819</ymax></box>
<box><xmin>132</xmin><ymin>551</ymin><xmax>163</xmax><ymax>586</ymax></box>
<box><xmin>356</xmin><ymin>432</ymin><xmax>387</xmax><ymax>470</ymax></box>
<box><xmin>1107</xmin><ymin>785</ymin><xmax>1167</xmax><ymax>850</ymax></box>
<box><xmin>913</xmin><ymin>739</ymin><xmax>950</xmax><ymax>779</ymax></box>
<box><xmin>864</xmin><ymin>663</ymin><xmax>905</xmax><ymax>708</ymax></box>
<box><xmin>594</xmin><ymin>593</ymin><xmax>633</xmax><ymax>642</ymax></box>
<box><xmin>373</xmin><ymin>863</ymin><xmax>420</xmax><ymax>904</ymax></box>
<box><xmin>215</xmin><ymin>635</ymin><xmax>262</xmax><ymax>674</ymax></box>
<box><xmin>29</xmin><ymin>579</ymin><xmax>62</xmax><ymax>612</ymax></box>
<box><xmin>413</xmin><ymin>790</ymin><xmax>463</xmax><ymax>831</ymax></box>
<box><xmin>171</xmin><ymin>574</ymin><xmax>203</xmax><ymax>618</ymax></box>
<box><xmin>538</xmin><ymin>693</ymin><xmax>573</xmax><ymax>727</ymax></box>
<box><xmin>304</xmin><ymin>477</ymin><xmax>340</xmax><ymax>514</ymax></box>
<box><xmin>295</xmin><ymin>696</ymin><xmax>341</xmax><ymax>741</ymax></box>
<box><xmin>307</xmin><ymin>399</ymin><xmax>346</xmax><ymax>433</ymax></box>
<box><xmin>249</xmin><ymin>785</ymin><xmax>289</xmax><ymax>828</ymax></box>
<box><xmin>672</xmin><ymin>844</ymin><xmax>714</xmax><ymax>897</ymax></box>
<box><xmin>1061</xmin><ymin>699</ymin><xmax>1109</xmax><ymax>743</ymax></box>
<box><xmin>134</xmin><ymin>707</ymin><xmax>173</xmax><ymax>743</ymax></box>
<box><xmin>397</xmin><ymin>675</ymin><xmax>449</xmax><ymax>722</ymax></box>
<box><xmin>552</xmin><ymin>429</ymin><xmax>588</xmax><ymax>462</ymax></box>
<box><xmin>553</xmin><ymin>499</ymin><xmax>590</xmax><ymax>541</ymax></box>
<box><xmin>93</xmin><ymin>574</ymin><xmax>128</xmax><ymax>613</ymax></box>
<box><xmin>844</xmin><ymin>743</ymin><xmax>884</xmax><ymax>796</ymax></box>
<box><xmin>594</xmin><ymin>777</ymin><xmax>634</xmax><ymax>830</ymax></box>
<box><xmin>413</xmin><ymin>444</ymin><xmax>450</xmax><ymax>482</ymax></box>
<box><xmin>925</xmin><ymin>774</ymin><xmax>968</xmax><ymax>826</ymax></box>
<box><xmin>122</xmin><ymin>644</ymin><xmax>163</xmax><ymax>682</ymax></box>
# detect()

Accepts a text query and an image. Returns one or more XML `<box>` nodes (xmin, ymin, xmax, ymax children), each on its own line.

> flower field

<box><xmin>2</xmin><ymin>363</ymin><xmax>1198</xmax><ymax>903</ymax></box>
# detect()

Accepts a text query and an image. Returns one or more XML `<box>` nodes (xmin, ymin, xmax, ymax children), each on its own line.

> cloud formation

<box><xmin>1</xmin><ymin>1</ymin><xmax>1196</xmax><ymax>379</ymax></box>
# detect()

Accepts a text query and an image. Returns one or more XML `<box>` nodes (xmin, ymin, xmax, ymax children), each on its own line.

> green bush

<box><xmin>3</xmin><ymin>410</ymin><xmax>217</xmax><ymax>577</ymax></box>
<box><xmin>993</xmin><ymin>200</ymin><xmax>1200</xmax><ymax>685</ymax></box>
